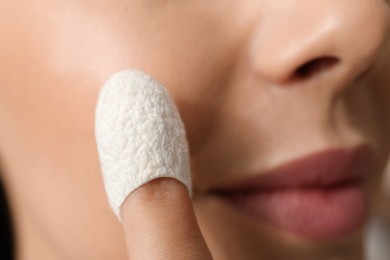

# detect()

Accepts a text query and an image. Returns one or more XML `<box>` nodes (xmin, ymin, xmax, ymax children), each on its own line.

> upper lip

<box><xmin>211</xmin><ymin>144</ymin><xmax>375</xmax><ymax>193</ymax></box>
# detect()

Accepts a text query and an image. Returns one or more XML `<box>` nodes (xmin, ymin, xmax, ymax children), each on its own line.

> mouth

<box><xmin>208</xmin><ymin>144</ymin><xmax>375</xmax><ymax>241</ymax></box>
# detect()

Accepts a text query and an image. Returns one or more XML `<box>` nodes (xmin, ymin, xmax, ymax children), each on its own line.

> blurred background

<box><xmin>0</xmin><ymin>178</ymin><xmax>14</xmax><ymax>260</ymax></box>
<box><xmin>366</xmin><ymin>163</ymin><xmax>390</xmax><ymax>260</ymax></box>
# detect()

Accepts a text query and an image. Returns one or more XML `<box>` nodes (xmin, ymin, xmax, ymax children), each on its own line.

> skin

<box><xmin>1</xmin><ymin>0</ymin><xmax>390</xmax><ymax>259</ymax></box>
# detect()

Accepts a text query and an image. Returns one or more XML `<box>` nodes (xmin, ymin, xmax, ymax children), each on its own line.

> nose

<box><xmin>248</xmin><ymin>0</ymin><xmax>390</xmax><ymax>85</ymax></box>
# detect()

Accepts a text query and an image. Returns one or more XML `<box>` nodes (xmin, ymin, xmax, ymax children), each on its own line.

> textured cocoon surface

<box><xmin>95</xmin><ymin>70</ymin><xmax>192</xmax><ymax>220</ymax></box>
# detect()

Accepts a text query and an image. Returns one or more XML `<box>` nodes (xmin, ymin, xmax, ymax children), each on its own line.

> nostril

<box><xmin>294</xmin><ymin>56</ymin><xmax>340</xmax><ymax>80</ymax></box>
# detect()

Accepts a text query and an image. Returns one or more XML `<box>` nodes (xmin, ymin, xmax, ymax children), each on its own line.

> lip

<box><xmin>210</xmin><ymin>144</ymin><xmax>376</xmax><ymax>240</ymax></box>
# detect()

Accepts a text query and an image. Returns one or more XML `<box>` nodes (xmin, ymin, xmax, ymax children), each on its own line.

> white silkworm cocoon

<box><xmin>95</xmin><ymin>70</ymin><xmax>192</xmax><ymax>220</ymax></box>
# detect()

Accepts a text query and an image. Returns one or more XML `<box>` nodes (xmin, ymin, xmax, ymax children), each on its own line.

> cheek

<box><xmin>0</xmin><ymin>2</ymin><xmax>216</xmax><ymax>161</ymax></box>
<box><xmin>0</xmin><ymin>0</ymin><xmax>240</xmax><ymax>152</ymax></box>
<box><xmin>0</xmin><ymin>2</ymin><xmax>241</xmax><ymax>257</ymax></box>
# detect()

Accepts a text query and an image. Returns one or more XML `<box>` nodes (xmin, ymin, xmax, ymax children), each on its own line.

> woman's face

<box><xmin>1</xmin><ymin>1</ymin><xmax>390</xmax><ymax>259</ymax></box>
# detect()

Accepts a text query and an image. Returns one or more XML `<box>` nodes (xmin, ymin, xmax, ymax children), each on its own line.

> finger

<box><xmin>121</xmin><ymin>177</ymin><xmax>213</xmax><ymax>260</ymax></box>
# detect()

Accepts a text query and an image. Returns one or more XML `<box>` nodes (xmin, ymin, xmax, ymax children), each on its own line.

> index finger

<box><xmin>121</xmin><ymin>177</ymin><xmax>213</xmax><ymax>260</ymax></box>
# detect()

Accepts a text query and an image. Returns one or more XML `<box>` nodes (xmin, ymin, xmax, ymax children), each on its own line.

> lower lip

<box><xmin>217</xmin><ymin>183</ymin><xmax>369</xmax><ymax>240</ymax></box>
